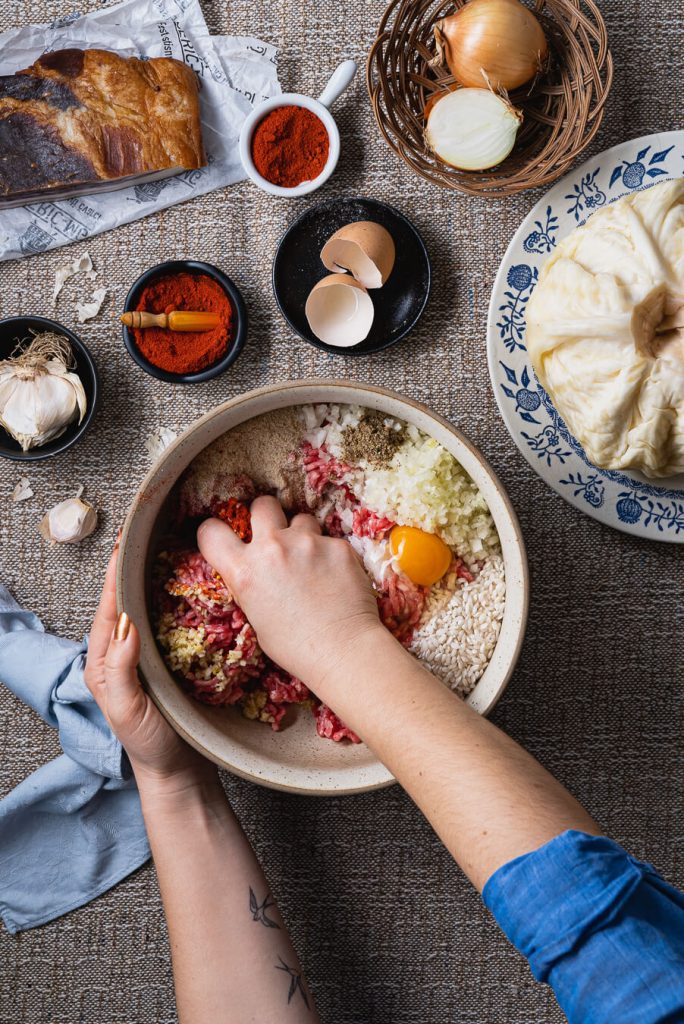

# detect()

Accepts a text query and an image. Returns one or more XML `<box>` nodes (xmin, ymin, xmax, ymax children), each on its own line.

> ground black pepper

<box><xmin>341</xmin><ymin>411</ymin><xmax>405</xmax><ymax>467</ymax></box>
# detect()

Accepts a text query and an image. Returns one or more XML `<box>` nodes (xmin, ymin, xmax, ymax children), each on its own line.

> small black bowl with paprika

<box><xmin>122</xmin><ymin>260</ymin><xmax>247</xmax><ymax>384</ymax></box>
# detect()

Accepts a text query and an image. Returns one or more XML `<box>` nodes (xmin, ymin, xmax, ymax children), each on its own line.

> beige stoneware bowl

<box><xmin>117</xmin><ymin>381</ymin><xmax>529</xmax><ymax>795</ymax></box>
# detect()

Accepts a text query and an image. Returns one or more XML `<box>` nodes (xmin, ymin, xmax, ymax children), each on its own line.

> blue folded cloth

<box><xmin>0</xmin><ymin>585</ymin><xmax>150</xmax><ymax>933</ymax></box>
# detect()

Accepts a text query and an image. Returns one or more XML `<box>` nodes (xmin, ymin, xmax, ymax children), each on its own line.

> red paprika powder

<box><xmin>251</xmin><ymin>105</ymin><xmax>329</xmax><ymax>188</ymax></box>
<box><xmin>214</xmin><ymin>497</ymin><xmax>252</xmax><ymax>542</ymax></box>
<box><xmin>133</xmin><ymin>271</ymin><xmax>234</xmax><ymax>375</ymax></box>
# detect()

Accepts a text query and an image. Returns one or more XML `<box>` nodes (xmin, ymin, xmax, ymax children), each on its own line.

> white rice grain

<box><xmin>409</xmin><ymin>555</ymin><xmax>506</xmax><ymax>697</ymax></box>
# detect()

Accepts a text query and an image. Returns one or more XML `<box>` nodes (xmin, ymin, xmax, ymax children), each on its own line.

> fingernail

<box><xmin>114</xmin><ymin>611</ymin><xmax>130</xmax><ymax>641</ymax></box>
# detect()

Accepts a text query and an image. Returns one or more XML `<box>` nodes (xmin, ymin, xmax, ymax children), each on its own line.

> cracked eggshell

<box><xmin>320</xmin><ymin>221</ymin><xmax>396</xmax><ymax>289</ymax></box>
<box><xmin>304</xmin><ymin>275</ymin><xmax>374</xmax><ymax>348</ymax></box>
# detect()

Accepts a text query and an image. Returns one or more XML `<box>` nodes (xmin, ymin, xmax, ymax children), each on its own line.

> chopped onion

<box><xmin>433</xmin><ymin>0</ymin><xmax>548</xmax><ymax>92</ymax></box>
<box><xmin>425</xmin><ymin>88</ymin><xmax>522</xmax><ymax>170</ymax></box>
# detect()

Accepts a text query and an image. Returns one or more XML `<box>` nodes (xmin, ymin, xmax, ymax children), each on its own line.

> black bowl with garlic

<box><xmin>0</xmin><ymin>316</ymin><xmax>98</xmax><ymax>462</ymax></box>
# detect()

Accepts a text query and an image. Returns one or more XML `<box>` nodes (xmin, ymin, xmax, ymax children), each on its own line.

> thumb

<box><xmin>197</xmin><ymin>517</ymin><xmax>245</xmax><ymax>590</ymax></box>
<box><xmin>103</xmin><ymin>613</ymin><xmax>145</xmax><ymax>729</ymax></box>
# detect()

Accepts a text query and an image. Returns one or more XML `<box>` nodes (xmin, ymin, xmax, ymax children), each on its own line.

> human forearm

<box><xmin>195</xmin><ymin>505</ymin><xmax>599</xmax><ymax>891</ymax></box>
<box><xmin>315</xmin><ymin>628</ymin><xmax>599</xmax><ymax>891</ymax></box>
<box><xmin>138</xmin><ymin>773</ymin><xmax>318</xmax><ymax>1024</ymax></box>
<box><xmin>87</xmin><ymin>551</ymin><xmax>317</xmax><ymax>1024</ymax></box>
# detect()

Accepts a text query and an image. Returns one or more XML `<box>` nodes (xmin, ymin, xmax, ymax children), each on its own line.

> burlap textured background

<box><xmin>1</xmin><ymin>1</ymin><xmax>683</xmax><ymax>1021</ymax></box>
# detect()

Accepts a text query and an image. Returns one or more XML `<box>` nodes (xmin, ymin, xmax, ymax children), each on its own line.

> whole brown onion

<box><xmin>433</xmin><ymin>0</ymin><xmax>549</xmax><ymax>92</ymax></box>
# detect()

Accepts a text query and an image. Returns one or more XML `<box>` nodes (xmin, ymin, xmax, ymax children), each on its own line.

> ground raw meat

<box><xmin>352</xmin><ymin>507</ymin><xmax>395</xmax><ymax>539</ymax></box>
<box><xmin>301</xmin><ymin>440</ymin><xmax>355</xmax><ymax>496</ymax></box>
<box><xmin>155</xmin><ymin>485</ymin><xmax>425</xmax><ymax>738</ymax></box>
<box><xmin>377</xmin><ymin>569</ymin><xmax>428</xmax><ymax>646</ymax></box>
<box><xmin>155</xmin><ymin>549</ymin><xmax>263</xmax><ymax>706</ymax></box>
<box><xmin>156</xmin><ymin>546</ymin><xmax>353</xmax><ymax>735</ymax></box>
<box><xmin>314</xmin><ymin>705</ymin><xmax>360</xmax><ymax>743</ymax></box>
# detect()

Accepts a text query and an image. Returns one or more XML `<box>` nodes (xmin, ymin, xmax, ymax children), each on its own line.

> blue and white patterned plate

<box><xmin>487</xmin><ymin>131</ymin><xmax>684</xmax><ymax>542</ymax></box>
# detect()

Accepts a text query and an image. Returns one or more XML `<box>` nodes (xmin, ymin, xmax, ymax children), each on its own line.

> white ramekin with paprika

<box><xmin>239</xmin><ymin>61</ymin><xmax>356</xmax><ymax>198</ymax></box>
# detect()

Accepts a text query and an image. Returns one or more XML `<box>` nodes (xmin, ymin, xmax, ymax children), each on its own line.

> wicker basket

<box><xmin>367</xmin><ymin>0</ymin><xmax>613</xmax><ymax>196</ymax></box>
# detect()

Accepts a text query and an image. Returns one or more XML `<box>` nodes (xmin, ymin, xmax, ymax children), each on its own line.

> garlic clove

<box><xmin>12</xmin><ymin>477</ymin><xmax>33</xmax><ymax>502</ymax></box>
<box><xmin>76</xmin><ymin>287</ymin><xmax>108</xmax><ymax>323</ymax></box>
<box><xmin>69</xmin><ymin>369</ymin><xmax>87</xmax><ymax>425</ymax></box>
<box><xmin>320</xmin><ymin>222</ymin><xmax>396</xmax><ymax>289</ymax></box>
<box><xmin>305</xmin><ymin>275</ymin><xmax>375</xmax><ymax>347</ymax></box>
<box><xmin>38</xmin><ymin>372</ymin><xmax>85</xmax><ymax>430</ymax></box>
<box><xmin>53</xmin><ymin>251</ymin><xmax>96</xmax><ymax>303</ymax></box>
<box><xmin>39</xmin><ymin>497</ymin><xmax>98</xmax><ymax>545</ymax></box>
<box><xmin>145</xmin><ymin>427</ymin><xmax>178</xmax><ymax>460</ymax></box>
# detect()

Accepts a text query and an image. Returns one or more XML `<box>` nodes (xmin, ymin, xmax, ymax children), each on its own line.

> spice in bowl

<box><xmin>251</xmin><ymin>105</ymin><xmax>330</xmax><ymax>188</ymax></box>
<box><xmin>129</xmin><ymin>271</ymin><xmax>234</xmax><ymax>376</ymax></box>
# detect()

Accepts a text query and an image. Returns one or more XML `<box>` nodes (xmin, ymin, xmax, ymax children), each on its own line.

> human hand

<box><xmin>85</xmin><ymin>542</ymin><xmax>216</xmax><ymax>795</ymax></box>
<box><xmin>197</xmin><ymin>497</ymin><xmax>385</xmax><ymax>693</ymax></box>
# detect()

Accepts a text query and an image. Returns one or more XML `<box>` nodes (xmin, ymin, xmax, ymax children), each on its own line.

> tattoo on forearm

<box><xmin>275</xmin><ymin>956</ymin><xmax>310</xmax><ymax>1009</ymax></box>
<box><xmin>249</xmin><ymin>886</ymin><xmax>280</xmax><ymax>929</ymax></box>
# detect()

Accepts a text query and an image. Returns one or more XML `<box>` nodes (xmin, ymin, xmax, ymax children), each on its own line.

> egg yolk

<box><xmin>389</xmin><ymin>525</ymin><xmax>452</xmax><ymax>587</ymax></box>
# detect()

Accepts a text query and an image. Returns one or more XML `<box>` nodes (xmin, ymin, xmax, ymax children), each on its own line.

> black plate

<box><xmin>122</xmin><ymin>260</ymin><xmax>248</xmax><ymax>384</ymax></box>
<box><xmin>0</xmin><ymin>315</ymin><xmax>98</xmax><ymax>462</ymax></box>
<box><xmin>272</xmin><ymin>197</ymin><xmax>431</xmax><ymax>355</ymax></box>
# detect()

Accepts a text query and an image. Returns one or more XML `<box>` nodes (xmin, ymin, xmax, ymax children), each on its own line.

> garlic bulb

<box><xmin>0</xmin><ymin>332</ymin><xmax>87</xmax><ymax>451</ymax></box>
<box><xmin>40</xmin><ymin>497</ymin><xmax>98</xmax><ymax>545</ymax></box>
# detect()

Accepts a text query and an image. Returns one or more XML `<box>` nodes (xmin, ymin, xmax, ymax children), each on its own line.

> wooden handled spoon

<box><xmin>121</xmin><ymin>311</ymin><xmax>221</xmax><ymax>332</ymax></box>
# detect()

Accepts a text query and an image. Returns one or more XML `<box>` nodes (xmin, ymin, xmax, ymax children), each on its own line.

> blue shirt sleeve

<box><xmin>482</xmin><ymin>830</ymin><xmax>684</xmax><ymax>1024</ymax></box>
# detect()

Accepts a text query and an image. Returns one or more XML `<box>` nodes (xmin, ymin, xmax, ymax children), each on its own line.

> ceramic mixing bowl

<box><xmin>117</xmin><ymin>381</ymin><xmax>529</xmax><ymax>795</ymax></box>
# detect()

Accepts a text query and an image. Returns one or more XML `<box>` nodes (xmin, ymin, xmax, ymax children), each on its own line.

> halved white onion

<box><xmin>425</xmin><ymin>88</ymin><xmax>522</xmax><ymax>171</ymax></box>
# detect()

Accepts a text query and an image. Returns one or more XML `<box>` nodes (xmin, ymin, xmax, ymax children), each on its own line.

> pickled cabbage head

<box><xmin>525</xmin><ymin>178</ymin><xmax>684</xmax><ymax>477</ymax></box>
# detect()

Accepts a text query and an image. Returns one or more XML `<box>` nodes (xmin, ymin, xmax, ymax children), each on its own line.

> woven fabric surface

<box><xmin>0</xmin><ymin>0</ymin><xmax>683</xmax><ymax>1021</ymax></box>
